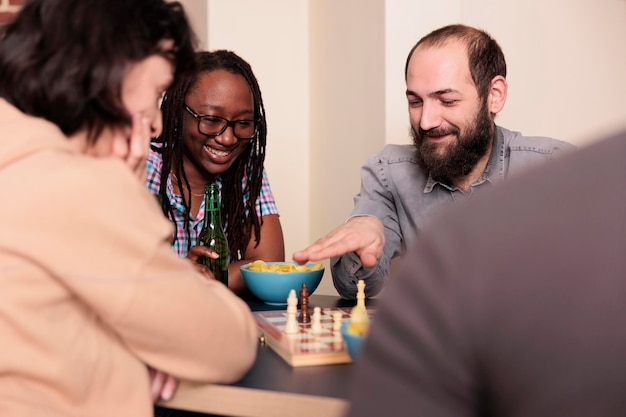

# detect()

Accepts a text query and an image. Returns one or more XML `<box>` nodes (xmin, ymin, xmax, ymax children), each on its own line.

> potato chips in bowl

<box><xmin>241</xmin><ymin>261</ymin><xmax>325</xmax><ymax>305</ymax></box>
<box><xmin>246</xmin><ymin>260</ymin><xmax>323</xmax><ymax>273</ymax></box>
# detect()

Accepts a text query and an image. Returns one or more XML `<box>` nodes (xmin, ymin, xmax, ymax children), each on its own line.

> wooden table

<box><xmin>157</xmin><ymin>294</ymin><xmax>364</xmax><ymax>417</ymax></box>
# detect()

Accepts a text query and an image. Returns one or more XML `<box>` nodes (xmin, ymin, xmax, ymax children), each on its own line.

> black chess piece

<box><xmin>298</xmin><ymin>283</ymin><xmax>311</xmax><ymax>323</ymax></box>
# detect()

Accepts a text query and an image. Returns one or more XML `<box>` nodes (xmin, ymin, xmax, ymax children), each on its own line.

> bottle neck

<box><xmin>204</xmin><ymin>184</ymin><xmax>222</xmax><ymax>223</ymax></box>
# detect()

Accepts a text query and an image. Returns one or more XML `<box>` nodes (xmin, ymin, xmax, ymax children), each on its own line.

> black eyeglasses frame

<box><xmin>183</xmin><ymin>103</ymin><xmax>257</xmax><ymax>140</ymax></box>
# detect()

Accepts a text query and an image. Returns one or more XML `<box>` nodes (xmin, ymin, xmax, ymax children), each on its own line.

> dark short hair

<box><xmin>405</xmin><ymin>24</ymin><xmax>507</xmax><ymax>100</ymax></box>
<box><xmin>0</xmin><ymin>0</ymin><xmax>196</xmax><ymax>141</ymax></box>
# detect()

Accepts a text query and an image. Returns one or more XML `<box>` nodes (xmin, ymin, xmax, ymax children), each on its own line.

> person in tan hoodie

<box><xmin>0</xmin><ymin>1</ymin><xmax>258</xmax><ymax>416</ymax></box>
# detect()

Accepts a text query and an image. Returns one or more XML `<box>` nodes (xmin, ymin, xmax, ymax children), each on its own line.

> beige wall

<box><xmin>179</xmin><ymin>0</ymin><xmax>626</xmax><ymax>296</ymax></box>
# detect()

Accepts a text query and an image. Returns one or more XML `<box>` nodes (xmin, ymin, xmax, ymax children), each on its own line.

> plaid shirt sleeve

<box><xmin>145</xmin><ymin>147</ymin><xmax>162</xmax><ymax>195</ymax></box>
<box><xmin>255</xmin><ymin>169</ymin><xmax>279</xmax><ymax>217</ymax></box>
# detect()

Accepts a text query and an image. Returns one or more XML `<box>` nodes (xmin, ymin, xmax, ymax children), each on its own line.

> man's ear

<box><xmin>487</xmin><ymin>75</ymin><xmax>507</xmax><ymax>115</ymax></box>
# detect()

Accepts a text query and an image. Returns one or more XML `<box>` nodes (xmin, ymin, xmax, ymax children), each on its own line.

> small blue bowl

<box><xmin>341</xmin><ymin>322</ymin><xmax>367</xmax><ymax>361</ymax></box>
<box><xmin>240</xmin><ymin>262</ymin><xmax>324</xmax><ymax>305</ymax></box>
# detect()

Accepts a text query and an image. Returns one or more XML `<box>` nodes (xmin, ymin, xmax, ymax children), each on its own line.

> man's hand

<box><xmin>148</xmin><ymin>367</ymin><xmax>179</xmax><ymax>402</ymax></box>
<box><xmin>292</xmin><ymin>216</ymin><xmax>384</xmax><ymax>268</ymax></box>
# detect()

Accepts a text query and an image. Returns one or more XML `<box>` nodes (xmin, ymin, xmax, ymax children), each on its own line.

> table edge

<box><xmin>160</xmin><ymin>382</ymin><xmax>349</xmax><ymax>417</ymax></box>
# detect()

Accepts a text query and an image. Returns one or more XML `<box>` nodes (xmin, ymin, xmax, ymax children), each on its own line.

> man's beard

<box><xmin>412</xmin><ymin>101</ymin><xmax>494</xmax><ymax>185</ymax></box>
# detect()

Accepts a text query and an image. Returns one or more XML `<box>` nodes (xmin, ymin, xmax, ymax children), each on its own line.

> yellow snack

<box><xmin>347</xmin><ymin>321</ymin><xmax>370</xmax><ymax>337</ymax></box>
<box><xmin>246</xmin><ymin>260</ymin><xmax>268</xmax><ymax>271</ymax></box>
<box><xmin>306</xmin><ymin>262</ymin><xmax>323</xmax><ymax>271</ymax></box>
<box><xmin>247</xmin><ymin>260</ymin><xmax>323</xmax><ymax>272</ymax></box>
<box><xmin>348</xmin><ymin>306</ymin><xmax>370</xmax><ymax>336</ymax></box>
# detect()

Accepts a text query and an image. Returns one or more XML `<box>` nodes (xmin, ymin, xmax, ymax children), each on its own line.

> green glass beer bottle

<box><xmin>197</xmin><ymin>184</ymin><xmax>229</xmax><ymax>286</ymax></box>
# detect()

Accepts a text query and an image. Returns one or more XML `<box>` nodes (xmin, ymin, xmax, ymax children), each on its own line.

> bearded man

<box><xmin>294</xmin><ymin>24</ymin><xmax>575</xmax><ymax>300</ymax></box>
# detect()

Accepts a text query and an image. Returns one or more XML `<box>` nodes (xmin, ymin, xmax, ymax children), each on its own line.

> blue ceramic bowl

<box><xmin>340</xmin><ymin>322</ymin><xmax>367</xmax><ymax>361</ymax></box>
<box><xmin>240</xmin><ymin>262</ymin><xmax>324</xmax><ymax>305</ymax></box>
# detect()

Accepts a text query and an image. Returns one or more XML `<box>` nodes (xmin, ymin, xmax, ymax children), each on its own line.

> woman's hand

<box><xmin>187</xmin><ymin>245</ymin><xmax>219</xmax><ymax>280</ymax></box>
<box><xmin>112</xmin><ymin>114</ymin><xmax>151</xmax><ymax>181</ymax></box>
<box><xmin>148</xmin><ymin>367</ymin><xmax>179</xmax><ymax>402</ymax></box>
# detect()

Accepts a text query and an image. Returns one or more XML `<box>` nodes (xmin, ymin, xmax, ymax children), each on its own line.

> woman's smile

<box><xmin>203</xmin><ymin>143</ymin><xmax>234</xmax><ymax>162</ymax></box>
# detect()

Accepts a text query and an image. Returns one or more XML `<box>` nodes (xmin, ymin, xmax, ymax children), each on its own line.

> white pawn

<box><xmin>332</xmin><ymin>311</ymin><xmax>343</xmax><ymax>334</ymax></box>
<box><xmin>284</xmin><ymin>289</ymin><xmax>299</xmax><ymax>334</ymax></box>
<box><xmin>311</xmin><ymin>306</ymin><xmax>322</xmax><ymax>334</ymax></box>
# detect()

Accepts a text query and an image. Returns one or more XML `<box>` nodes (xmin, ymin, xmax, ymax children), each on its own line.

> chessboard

<box><xmin>253</xmin><ymin>306</ymin><xmax>376</xmax><ymax>367</ymax></box>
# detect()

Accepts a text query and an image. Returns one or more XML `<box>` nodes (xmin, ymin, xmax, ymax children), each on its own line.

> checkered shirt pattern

<box><xmin>146</xmin><ymin>147</ymin><xmax>279</xmax><ymax>257</ymax></box>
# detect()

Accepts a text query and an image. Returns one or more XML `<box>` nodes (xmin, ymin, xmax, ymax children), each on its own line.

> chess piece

<box><xmin>332</xmin><ymin>311</ymin><xmax>343</xmax><ymax>347</ymax></box>
<box><xmin>356</xmin><ymin>279</ymin><xmax>366</xmax><ymax>308</ymax></box>
<box><xmin>284</xmin><ymin>289</ymin><xmax>299</xmax><ymax>334</ymax></box>
<box><xmin>298</xmin><ymin>283</ymin><xmax>311</xmax><ymax>323</ymax></box>
<box><xmin>332</xmin><ymin>311</ymin><xmax>343</xmax><ymax>334</ymax></box>
<box><xmin>349</xmin><ymin>279</ymin><xmax>370</xmax><ymax>334</ymax></box>
<box><xmin>311</xmin><ymin>307</ymin><xmax>322</xmax><ymax>334</ymax></box>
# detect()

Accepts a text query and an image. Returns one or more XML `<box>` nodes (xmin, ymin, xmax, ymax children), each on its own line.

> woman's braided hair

<box><xmin>153</xmin><ymin>50</ymin><xmax>267</xmax><ymax>261</ymax></box>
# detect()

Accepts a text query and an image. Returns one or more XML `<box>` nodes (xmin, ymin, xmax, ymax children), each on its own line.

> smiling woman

<box><xmin>147</xmin><ymin>50</ymin><xmax>285</xmax><ymax>295</ymax></box>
